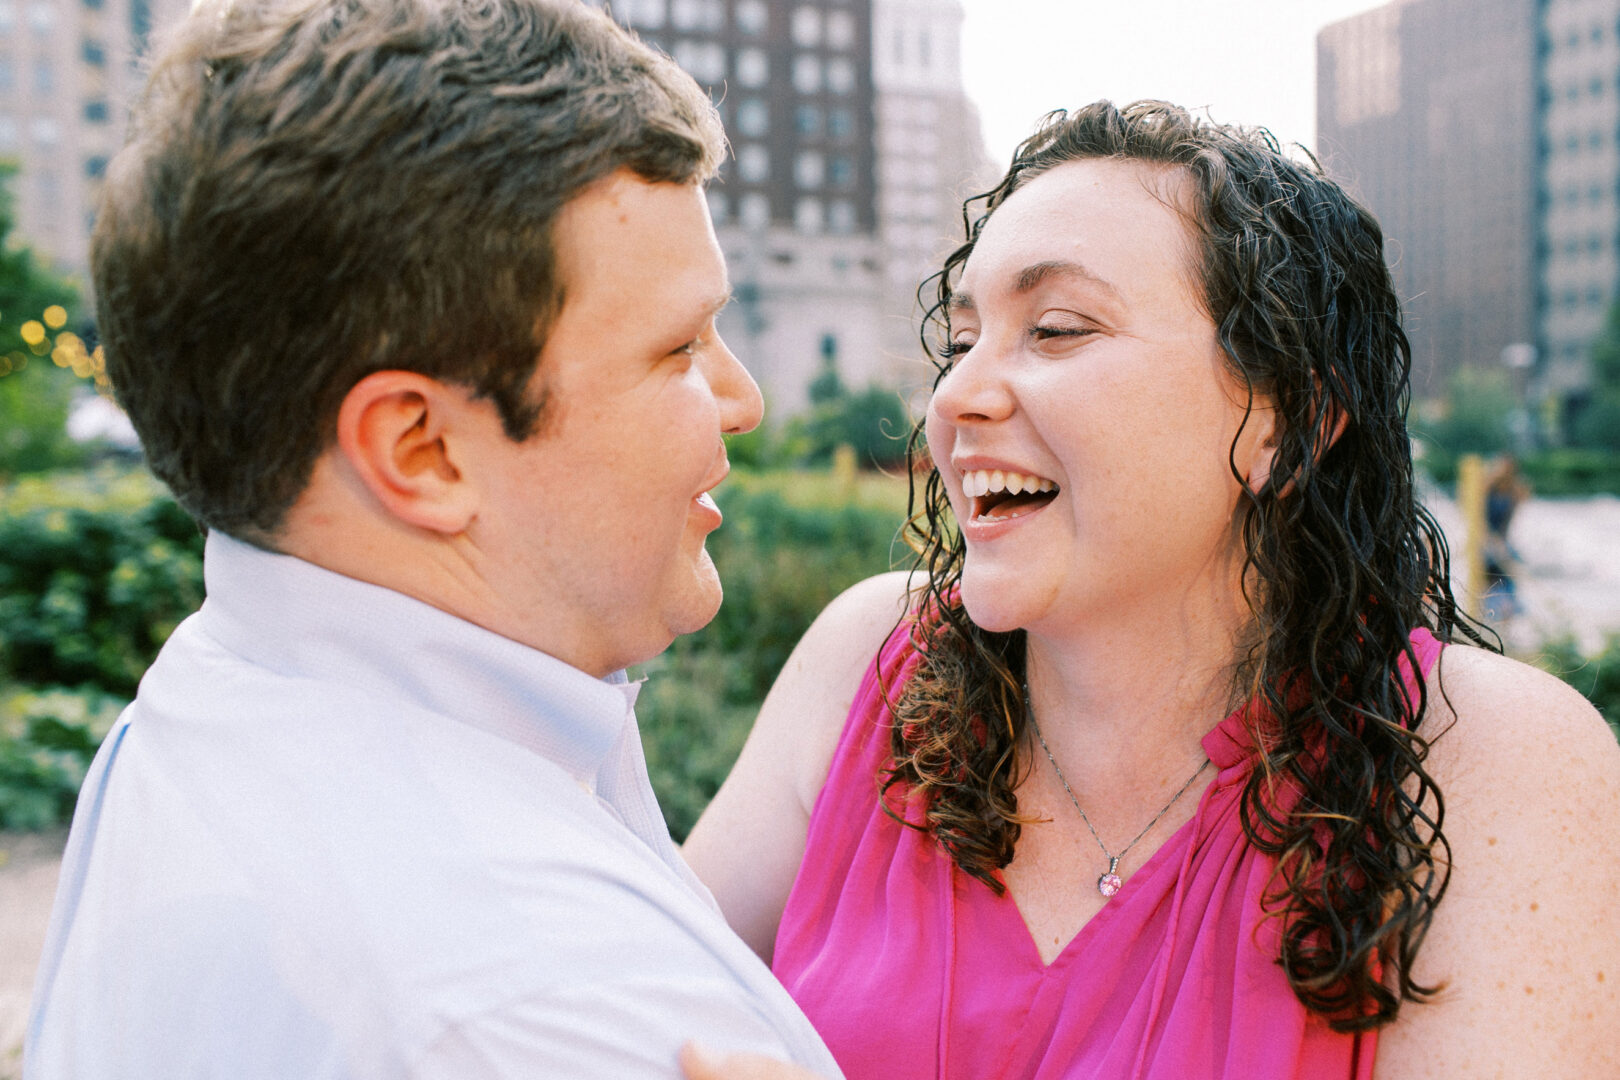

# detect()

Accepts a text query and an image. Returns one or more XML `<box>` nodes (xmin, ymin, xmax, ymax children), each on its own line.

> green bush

<box><xmin>1417</xmin><ymin>445</ymin><xmax>1620</xmax><ymax>496</ymax></box>
<box><xmin>0</xmin><ymin>685</ymin><xmax>125</xmax><ymax>830</ymax></box>
<box><xmin>0</xmin><ymin>467</ymin><xmax>204</xmax><ymax>698</ymax></box>
<box><xmin>634</xmin><ymin>470</ymin><xmax>908</xmax><ymax>838</ymax></box>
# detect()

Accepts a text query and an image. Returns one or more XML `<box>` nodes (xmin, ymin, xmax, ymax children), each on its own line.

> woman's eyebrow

<box><xmin>1016</xmin><ymin>259</ymin><xmax>1122</xmax><ymax>301</ymax></box>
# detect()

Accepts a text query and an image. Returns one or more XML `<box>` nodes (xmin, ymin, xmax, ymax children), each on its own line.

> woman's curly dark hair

<box><xmin>883</xmin><ymin>100</ymin><xmax>1496</xmax><ymax>1032</ymax></box>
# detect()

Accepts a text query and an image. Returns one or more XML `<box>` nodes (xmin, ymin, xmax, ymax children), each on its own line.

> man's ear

<box><xmin>1246</xmin><ymin>397</ymin><xmax>1349</xmax><ymax>498</ymax></box>
<box><xmin>334</xmin><ymin>371</ymin><xmax>480</xmax><ymax>535</ymax></box>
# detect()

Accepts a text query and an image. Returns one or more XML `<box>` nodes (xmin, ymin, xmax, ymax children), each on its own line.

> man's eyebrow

<box><xmin>1016</xmin><ymin>259</ymin><xmax>1123</xmax><ymax>299</ymax></box>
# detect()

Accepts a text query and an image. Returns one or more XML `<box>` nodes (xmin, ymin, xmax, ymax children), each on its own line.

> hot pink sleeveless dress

<box><xmin>772</xmin><ymin>625</ymin><xmax>1443</xmax><ymax>1080</ymax></box>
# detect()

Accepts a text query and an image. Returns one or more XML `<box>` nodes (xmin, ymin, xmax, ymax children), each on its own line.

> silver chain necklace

<box><xmin>1025</xmin><ymin>688</ymin><xmax>1211</xmax><ymax>899</ymax></box>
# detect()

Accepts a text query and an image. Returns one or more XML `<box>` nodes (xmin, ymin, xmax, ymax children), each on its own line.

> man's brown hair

<box><xmin>94</xmin><ymin>0</ymin><xmax>724</xmax><ymax>541</ymax></box>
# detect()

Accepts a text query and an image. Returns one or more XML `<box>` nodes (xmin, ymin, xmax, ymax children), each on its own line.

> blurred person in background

<box><xmin>686</xmin><ymin>102</ymin><xmax>1620</xmax><ymax>1080</ymax></box>
<box><xmin>24</xmin><ymin>0</ymin><xmax>843</xmax><ymax>1076</ymax></box>
<box><xmin>1482</xmin><ymin>454</ymin><xmax>1531</xmax><ymax>622</ymax></box>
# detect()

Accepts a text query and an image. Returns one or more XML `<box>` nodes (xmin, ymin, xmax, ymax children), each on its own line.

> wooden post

<box><xmin>833</xmin><ymin>444</ymin><xmax>857</xmax><ymax>500</ymax></box>
<box><xmin>1456</xmin><ymin>453</ymin><xmax>1487</xmax><ymax>619</ymax></box>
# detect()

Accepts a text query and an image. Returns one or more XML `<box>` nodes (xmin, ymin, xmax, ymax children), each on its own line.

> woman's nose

<box><xmin>929</xmin><ymin>342</ymin><xmax>1015</xmax><ymax>428</ymax></box>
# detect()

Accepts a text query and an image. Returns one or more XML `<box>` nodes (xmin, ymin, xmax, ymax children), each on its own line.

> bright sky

<box><xmin>958</xmin><ymin>0</ymin><xmax>1391</xmax><ymax>167</ymax></box>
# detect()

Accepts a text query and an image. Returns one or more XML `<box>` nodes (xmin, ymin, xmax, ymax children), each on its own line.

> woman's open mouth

<box><xmin>961</xmin><ymin>469</ymin><xmax>1060</xmax><ymax>522</ymax></box>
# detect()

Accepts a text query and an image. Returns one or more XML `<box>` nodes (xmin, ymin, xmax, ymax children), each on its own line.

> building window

<box><xmin>826</xmin><ymin>57</ymin><xmax>855</xmax><ymax>94</ymax></box>
<box><xmin>828</xmin><ymin>154</ymin><xmax>853</xmax><ymax>187</ymax></box>
<box><xmin>737</xmin><ymin>143</ymin><xmax>769</xmax><ymax>183</ymax></box>
<box><xmin>81</xmin><ymin>0</ymin><xmax>103</xmax><ymax>9</ymax></box>
<box><xmin>793</xmin><ymin>53</ymin><xmax>821</xmax><ymax>93</ymax></box>
<box><xmin>619</xmin><ymin>0</ymin><xmax>665</xmax><ymax>29</ymax></box>
<box><xmin>32</xmin><ymin>58</ymin><xmax>52</xmax><ymax>95</ymax></box>
<box><xmin>826</xmin><ymin>10</ymin><xmax>855</xmax><ymax>49</ymax></box>
<box><xmin>795</xmin><ymin>197</ymin><xmax>824</xmax><ymax>235</ymax></box>
<box><xmin>795</xmin><ymin>104</ymin><xmax>822</xmax><ymax>135</ymax></box>
<box><xmin>671</xmin><ymin>0</ymin><xmax>722</xmax><ymax>32</ymax></box>
<box><xmin>828</xmin><ymin>199</ymin><xmax>856</xmax><ymax>234</ymax></box>
<box><xmin>735</xmin><ymin>47</ymin><xmax>767</xmax><ymax>87</ymax></box>
<box><xmin>791</xmin><ymin>5</ymin><xmax>821</xmax><ymax>45</ymax></box>
<box><xmin>82</xmin><ymin>38</ymin><xmax>107</xmax><ymax>66</ymax></box>
<box><xmin>917</xmin><ymin>28</ymin><xmax>931</xmax><ymax>65</ymax></box>
<box><xmin>706</xmin><ymin>187</ymin><xmax>728</xmax><ymax>225</ymax></box>
<box><xmin>736</xmin><ymin>97</ymin><xmax>768</xmax><ymax>138</ymax></box>
<box><xmin>828</xmin><ymin>107</ymin><xmax>853</xmax><ymax>139</ymax></box>
<box><xmin>672</xmin><ymin>39</ymin><xmax>724</xmax><ymax>82</ymax></box>
<box><xmin>84</xmin><ymin>99</ymin><xmax>109</xmax><ymax>123</ymax></box>
<box><xmin>734</xmin><ymin>0</ymin><xmax>766</xmax><ymax>35</ymax></box>
<box><xmin>85</xmin><ymin>154</ymin><xmax>108</xmax><ymax>179</ymax></box>
<box><xmin>796</xmin><ymin>150</ymin><xmax>824</xmax><ymax>189</ymax></box>
<box><xmin>739</xmin><ymin>192</ymin><xmax>770</xmax><ymax>229</ymax></box>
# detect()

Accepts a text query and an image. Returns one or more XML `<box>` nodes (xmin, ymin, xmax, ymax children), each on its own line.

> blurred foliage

<box><xmin>0</xmin><ymin>685</ymin><xmax>125</xmax><ymax>831</ymax></box>
<box><xmin>1574</xmin><ymin>301</ymin><xmax>1620</xmax><ymax>453</ymax></box>
<box><xmin>4</xmin><ymin>464</ymin><xmax>1616</xmax><ymax>843</ymax></box>
<box><xmin>1413</xmin><ymin>367</ymin><xmax>1517</xmax><ymax>459</ymax></box>
<box><xmin>635</xmin><ymin>468</ymin><xmax>910</xmax><ymax>839</ymax></box>
<box><xmin>1420</xmin><ymin>446</ymin><xmax>1620</xmax><ymax>495</ymax></box>
<box><xmin>0</xmin><ymin>468</ymin><xmax>204</xmax><ymax>699</ymax></box>
<box><xmin>729</xmin><ymin>359</ymin><xmax>915</xmax><ymax>473</ymax></box>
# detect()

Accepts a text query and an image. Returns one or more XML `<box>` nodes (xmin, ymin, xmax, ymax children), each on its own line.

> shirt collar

<box><xmin>195</xmin><ymin>532</ymin><xmax>635</xmax><ymax>783</ymax></box>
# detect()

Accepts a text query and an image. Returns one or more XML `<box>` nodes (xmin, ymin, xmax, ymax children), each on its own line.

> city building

<box><xmin>1318</xmin><ymin>0</ymin><xmax>1620</xmax><ymax>409</ymax></box>
<box><xmin>6</xmin><ymin>0</ymin><xmax>992</xmax><ymax>413</ymax></box>
<box><xmin>601</xmin><ymin>0</ymin><xmax>990</xmax><ymax>411</ymax></box>
<box><xmin>1316</xmin><ymin>0</ymin><xmax>1539</xmax><ymax>400</ymax></box>
<box><xmin>0</xmin><ymin>0</ymin><xmax>189</xmax><ymax>284</ymax></box>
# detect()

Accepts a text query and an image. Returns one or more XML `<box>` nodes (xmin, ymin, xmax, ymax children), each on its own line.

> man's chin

<box><xmin>667</xmin><ymin>548</ymin><xmax>724</xmax><ymax>637</ymax></box>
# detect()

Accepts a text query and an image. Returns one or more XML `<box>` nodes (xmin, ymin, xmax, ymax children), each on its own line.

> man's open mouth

<box><xmin>961</xmin><ymin>469</ymin><xmax>1060</xmax><ymax>521</ymax></box>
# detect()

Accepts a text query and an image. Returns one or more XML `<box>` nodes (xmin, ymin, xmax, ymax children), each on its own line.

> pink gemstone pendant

<box><xmin>1097</xmin><ymin>856</ymin><xmax>1123</xmax><ymax>899</ymax></box>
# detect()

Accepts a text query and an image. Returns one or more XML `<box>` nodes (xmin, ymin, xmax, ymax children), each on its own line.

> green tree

<box><xmin>0</xmin><ymin>162</ymin><xmax>87</xmax><ymax>477</ymax></box>
<box><xmin>1417</xmin><ymin>367</ymin><xmax>1516</xmax><ymax>457</ymax></box>
<box><xmin>1574</xmin><ymin>301</ymin><xmax>1620</xmax><ymax>451</ymax></box>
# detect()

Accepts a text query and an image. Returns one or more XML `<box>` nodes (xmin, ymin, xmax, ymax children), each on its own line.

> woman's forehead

<box><xmin>957</xmin><ymin>158</ymin><xmax>1204</xmax><ymax>313</ymax></box>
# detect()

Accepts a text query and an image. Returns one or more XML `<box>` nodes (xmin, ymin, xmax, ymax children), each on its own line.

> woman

<box><xmin>684</xmin><ymin>102</ymin><xmax>1620</xmax><ymax>1079</ymax></box>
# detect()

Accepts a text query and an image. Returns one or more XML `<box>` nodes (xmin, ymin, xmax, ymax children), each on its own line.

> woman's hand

<box><xmin>679</xmin><ymin>1043</ymin><xmax>830</xmax><ymax>1080</ymax></box>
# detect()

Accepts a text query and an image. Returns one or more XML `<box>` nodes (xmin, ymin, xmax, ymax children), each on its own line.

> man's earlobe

<box><xmin>335</xmin><ymin>371</ymin><xmax>478</xmax><ymax>535</ymax></box>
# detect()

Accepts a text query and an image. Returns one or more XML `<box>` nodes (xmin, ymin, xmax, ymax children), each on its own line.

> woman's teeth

<box><xmin>960</xmin><ymin>469</ymin><xmax>1058</xmax><ymax>499</ymax></box>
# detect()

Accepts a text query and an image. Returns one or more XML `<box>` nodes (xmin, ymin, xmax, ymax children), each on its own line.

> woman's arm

<box><xmin>1375</xmin><ymin>644</ymin><xmax>1620</xmax><ymax>1078</ymax></box>
<box><xmin>682</xmin><ymin>571</ymin><xmax>920</xmax><ymax>963</ymax></box>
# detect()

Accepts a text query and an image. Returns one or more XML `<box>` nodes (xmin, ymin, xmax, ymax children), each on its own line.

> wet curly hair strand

<box><xmin>882</xmin><ymin>101</ymin><xmax>1496</xmax><ymax>1032</ymax></box>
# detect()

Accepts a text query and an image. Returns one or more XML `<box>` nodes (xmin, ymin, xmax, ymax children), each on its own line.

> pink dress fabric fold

<box><xmin>773</xmin><ymin>625</ymin><xmax>1443</xmax><ymax>1080</ymax></box>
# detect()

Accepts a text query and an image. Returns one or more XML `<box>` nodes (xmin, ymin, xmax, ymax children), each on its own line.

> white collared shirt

<box><xmin>26</xmin><ymin>533</ymin><xmax>841</xmax><ymax>1079</ymax></box>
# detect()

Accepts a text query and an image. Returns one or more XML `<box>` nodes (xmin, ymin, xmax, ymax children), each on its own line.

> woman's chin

<box><xmin>959</xmin><ymin>575</ymin><xmax>1035</xmax><ymax>635</ymax></box>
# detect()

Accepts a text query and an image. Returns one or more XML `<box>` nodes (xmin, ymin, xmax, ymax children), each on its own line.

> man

<box><xmin>25</xmin><ymin>0</ymin><xmax>840</xmax><ymax>1076</ymax></box>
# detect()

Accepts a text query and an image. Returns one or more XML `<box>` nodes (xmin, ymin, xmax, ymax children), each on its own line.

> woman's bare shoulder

<box><xmin>1421</xmin><ymin>642</ymin><xmax>1616</xmax><ymax>776</ymax></box>
<box><xmin>1374</xmin><ymin>643</ymin><xmax>1620</xmax><ymax>1078</ymax></box>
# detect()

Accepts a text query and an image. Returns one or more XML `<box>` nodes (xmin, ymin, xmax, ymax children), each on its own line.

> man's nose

<box><xmin>707</xmin><ymin>336</ymin><xmax>764</xmax><ymax>435</ymax></box>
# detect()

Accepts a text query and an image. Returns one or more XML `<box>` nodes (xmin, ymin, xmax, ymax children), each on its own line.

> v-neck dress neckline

<box><xmin>772</xmin><ymin>623</ymin><xmax>1442</xmax><ymax>1080</ymax></box>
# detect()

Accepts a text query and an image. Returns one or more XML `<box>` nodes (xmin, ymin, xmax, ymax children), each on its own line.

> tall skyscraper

<box><xmin>1318</xmin><ymin>0</ymin><xmax>1620</xmax><ymax>409</ymax></box>
<box><xmin>871</xmin><ymin>0</ymin><xmax>996</xmax><ymax>375</ymax></box>
<box><xmin>1316</xmin><ymin>0</ymin><xmax>1539</xmax><ymax>400</ymax></box>
<box><xmin>0</xmin><ymin>0</ymin><xmax>189</xmax><ymax>283</ymax></box>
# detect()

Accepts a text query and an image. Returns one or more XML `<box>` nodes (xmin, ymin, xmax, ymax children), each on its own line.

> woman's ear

<box><xmin>333</xmin><ymin>371</ymin><xmax>480</xmax><ymax>535</ymax></box>
<box><xmin>1248</xmin><ymin>398</ymin><xmax>1350</xmax><ymax>499</ymax></box>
